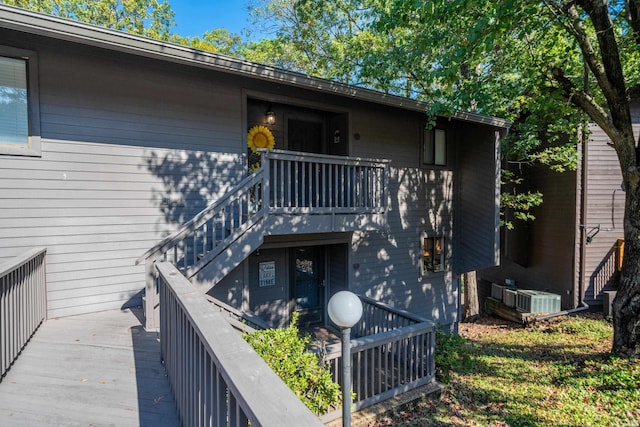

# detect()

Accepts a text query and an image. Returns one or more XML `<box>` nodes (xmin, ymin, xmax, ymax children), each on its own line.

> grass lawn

<box><xmin>372</xmin><ymin>314</ymin><xmax>640</xmax><ymax>427</ymax></box>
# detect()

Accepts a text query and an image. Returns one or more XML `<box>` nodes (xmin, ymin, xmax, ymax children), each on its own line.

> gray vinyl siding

<box><xmin>582</xmin><ymin>123</ymin><xmax>625</xmax><ymax>305</ymax></box>
<box><xmin>480</xmin><ymin>120</ymin><xmax>626</xmax><ymax>310</ymax></box>
<box><xmin>247</xmin><ymin>248</ymin><xmax>290</xmax><ymax>328</ymax></box>
<box><xmin>348</xmin><ymin>106</ymin><xmax>457</xmax><ymax>325</ymax></box>
<box><xmin>454</xmin><ymin>125</ymin><xmax>500</xmax><ymax>274</ymax></box>
<box><xmin>0</xmin><ymin>33</ymin><xmax>244</xmax><ymax>318</ymax></box>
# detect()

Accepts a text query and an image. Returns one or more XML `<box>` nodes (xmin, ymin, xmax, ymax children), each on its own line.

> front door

<box><xmin>288</xmin><ymin>118</ymin><xmax>323</xmax><ymax>154</ymax></box>
<box><xmin>291</xmin><ymin>246</ymin><xmax>325</xmax><ymax>326</ymax></box>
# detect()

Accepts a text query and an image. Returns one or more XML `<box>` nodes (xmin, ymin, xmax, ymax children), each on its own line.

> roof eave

<box><xmin>0</xmin><ymin>5</ymin><xmax>511</xmax><ymax>129</ymax></box>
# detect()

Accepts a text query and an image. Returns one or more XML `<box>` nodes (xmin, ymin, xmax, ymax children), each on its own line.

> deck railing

<box><xmin>0</xmin><ymin>248</ymin><xmax>47</xmax><ymax>380</ymax></box>
<box><xmin>260</xmin><ymin>149</ymin><xmax>389</xmax><ymax>213</ymax></box>
<box><xmin>321</xmin><ymin>296</ymin><xmax>436</xmax><ymax>422</ymax></box>
<box><xmin>353</xmin><ymin>295</ymin><xmax>432</xmax><ymax>337</ymax></box>
<box><xmin>156</xmin><ymin>262</ymin><xmax>323</xmax><ymax>427</ymax></box>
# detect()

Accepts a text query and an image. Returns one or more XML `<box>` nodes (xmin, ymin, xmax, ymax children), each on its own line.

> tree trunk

<box><xmin>612</xmin><ymin>178</ymin><xmax>640</xmax><ymax>356</ymax></box>
<box><xmin>462</xmin><ymin>271</ymin><xmax>479</xmax><ymax>322</ymax></box>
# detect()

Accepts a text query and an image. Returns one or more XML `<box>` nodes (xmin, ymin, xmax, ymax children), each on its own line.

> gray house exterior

<box><xmin>0</xmin><ymin>5</ymin><xmax>507</xmax><ymax>331</ymax></box>
<box><xmin>479</xmin><ymin>115</ymin><xmax>628</xmax><ymax>311</ymax></box>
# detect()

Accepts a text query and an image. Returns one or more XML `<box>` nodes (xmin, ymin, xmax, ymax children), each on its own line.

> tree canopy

<box><xmin>2</xmin><ymin>0</ymin><xmax>175</xmax><ymax>39</ymax></box>
<box><xmin>246</xmin><ymin>0</ymin><xmax>640</xmax><ymax>355</ymax></box>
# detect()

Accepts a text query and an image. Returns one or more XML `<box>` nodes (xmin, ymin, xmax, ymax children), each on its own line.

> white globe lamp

<box><xmin>328</xmin><ymin>291</ymin><xmax>363</xmax><ymax>329</ymax></box>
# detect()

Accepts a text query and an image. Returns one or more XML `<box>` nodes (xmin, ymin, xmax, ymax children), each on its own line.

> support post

<box><xmin>144</xmin><ymin>257</ymin><xmax>158</xmax><ymax>331</ymax></box>
<box><xmin>341</xmin><ymin>327</ymin><xmax>352</xmax><ymax>427</ymax></box>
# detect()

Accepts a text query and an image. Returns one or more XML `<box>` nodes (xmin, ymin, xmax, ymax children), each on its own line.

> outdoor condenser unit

<box><xmin>516</xmin><ymin>290</ymin><xmax>561</xmax><ymax>314</ymax></box>
<box><xmin>503</xmin><ymin>288</ymin><xmax>518</xmax><ymax>308</ymax></box>
<box><xmin>491</xmin><ymin>283</ymin><xmax>505</xmax><ymax>300</ymax></box>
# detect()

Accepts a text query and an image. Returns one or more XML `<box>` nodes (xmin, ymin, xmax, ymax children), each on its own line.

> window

<box><xmin>422</xmin><ymin>128</ymin><xmax>446</xmax><ymax>166</ymax></box>
<box><xmin>0</xmin><ymin>46</ymin><xmax>40</xmax><ymax>156</ymax></box>
<box><xmin>422</xmin><ymin>236</ymin><xmax>445</xmax><ymax>274</ymax></box>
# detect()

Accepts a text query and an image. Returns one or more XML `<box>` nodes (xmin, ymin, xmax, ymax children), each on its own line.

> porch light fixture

<box><xmin>265</xmin><ymin>108</ymin><xmax>275</xmax><ymax>125</ymax></box>
<box><xmin>327</xmin><ymin>291</ymin><xmax>363</xmax><ymax>427</ymax></box>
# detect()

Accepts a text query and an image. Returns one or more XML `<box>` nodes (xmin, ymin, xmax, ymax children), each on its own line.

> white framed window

<box><xmin>422</xmin><ymin>236</ymin><xmax>445</xmax><ymax>274</ymax></box>
<box><xmin>0</xmin><ymin>46</ymin><xmax>40</xmax><ymax>156</ymax></box>
<box><xmin>422</xmin><ymin>128</ymin><xmax>446</xmax><ymax>166</ymax></box>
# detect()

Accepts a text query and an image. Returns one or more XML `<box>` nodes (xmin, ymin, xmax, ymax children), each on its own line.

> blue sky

<box><xmin>170</xmin><ymin>0</ymin><xmax>257</xmax><ymax>38</ymax></box>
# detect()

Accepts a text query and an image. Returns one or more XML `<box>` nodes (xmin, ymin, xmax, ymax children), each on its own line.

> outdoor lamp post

<box><xmin>327</xmin><ymin>291</ymin><xmax>363</xmax><ymax>427</ymax></box>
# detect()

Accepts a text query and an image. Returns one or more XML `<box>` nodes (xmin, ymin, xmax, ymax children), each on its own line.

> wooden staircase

<box><xmin>137</xmin><ymin>149</ymin><xmax>390</xmax><ymax>330</ymax></box>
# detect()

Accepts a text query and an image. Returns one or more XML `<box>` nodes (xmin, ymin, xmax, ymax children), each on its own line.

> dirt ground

<box><xmin>459</xmin><ymin>311</ymin><xmax>607</xmax><ymax>340</ymax></box>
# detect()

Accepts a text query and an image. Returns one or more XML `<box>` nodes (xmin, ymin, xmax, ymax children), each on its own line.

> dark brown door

<box><xmin>288</xmin><ymin>119</ymin><xmax>323</xmax><ymax>153</ymax></box>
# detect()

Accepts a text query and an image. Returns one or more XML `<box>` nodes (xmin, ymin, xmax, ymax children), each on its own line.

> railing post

<box><xmin>262</xmin><ymin>151</ymin><xmax>271</xmax><ymax>218</ymax></box>
<box><xmin>144</xmin><ymin>257</ymin><xmax>158</xmax><ymax>331</ymax></box>
<box><xmin>382</xmin><ymin>163</ymin><xmax>389</xmax><ymax>211</ymax></box>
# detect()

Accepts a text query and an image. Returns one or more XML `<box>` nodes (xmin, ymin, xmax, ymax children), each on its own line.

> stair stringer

<box><xmin>187</xmin><ymin>217</ymin><xmax>265</xmax><ymax>293</ymax></box>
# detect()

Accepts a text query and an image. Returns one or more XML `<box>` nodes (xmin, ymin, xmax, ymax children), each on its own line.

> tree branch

<box><xmin>550</xmin><ymin>1</ymin><xmax>619</xmax><ymax>105</ymax></box>
<box><xmin>579</xmin><ymin>0</ymin><xmax>632</xmax><ymax>132</ymax></box>
<box><xmin>625</xmin><ymin>0</ymin><xmax>640</xmax><ymax>43</ymax></box>
<box><xmin>552</xmin><ymin>67</ymin><xmax>622</xmax><ymax>141</ymax></box>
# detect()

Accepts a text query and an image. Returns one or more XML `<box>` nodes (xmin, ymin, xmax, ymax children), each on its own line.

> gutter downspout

<box><xmin>577</xmin><ymin>61</ymin><xmax>590</xmax><ymax>313</ymax></box>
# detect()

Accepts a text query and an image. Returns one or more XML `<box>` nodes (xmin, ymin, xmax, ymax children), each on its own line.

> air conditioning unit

<box><xmin>516</xmin><ymin>290</ymin><xmax>561</xmax><ymax>314</ymax></box>
<box><xmin>491</xmin><ymin>283</ymin><xmax>505</xmax><ymax>300</ymax></box>
<box><xmin>503</xmin><ymin>288</ymin><xmax>518</xmax><ymax>308</ymax></box>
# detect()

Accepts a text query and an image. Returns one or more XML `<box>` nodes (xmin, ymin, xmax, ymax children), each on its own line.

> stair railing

<box><xmin>136</xmin><ymin>167</ymin><xmax>267</xmax><ymax>330</ymax></box>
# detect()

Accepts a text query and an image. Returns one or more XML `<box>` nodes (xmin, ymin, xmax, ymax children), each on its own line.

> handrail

<box><xmin>156</xmin><ymin>262</ymin><xmax>322</xmax><ymax>427</ymax></box>
<box><xmin>1</xmin><ymin>247</ymin><xmax>47</xmax><ymax>379</ymax></box>
<box><xmin>358</xmin><ymin>295</ymin><xmax>432</xmax><ymax>323</ymax></box>
<box><xmin>203</xmin><ymin>294</ymin><xmax>270</xmax><ymax>332</ymax></box>
<box><xmin>353</xmin><ymin>295</ymin><xmax>432</xmax><ymax>338</ymax></box>
<box><xmin>262</xmin><ymin>149</ymin><xmax>389</xmax><ymax>212</ymax></box>
<box><xmin>135</xmin><ymin>169</ymin><xmax>265</xmax><ymax>265</ymax></box>
<box><xmin>0</xmin><ymin>247</ymin><xmax>46</xmax><ymax>277</ymax></box>
<box><xmin>259</xmin><ymin>148</ymin><xmax>390</xmax><ymax>167</ymax></box>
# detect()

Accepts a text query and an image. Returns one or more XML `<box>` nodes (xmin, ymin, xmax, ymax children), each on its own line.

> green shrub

<box><xmin>243</xmin><ymin>312</ymin><xmax>342</xmax><ymax>415</ymax></box>
<box><xmin>435</xmin><ymin>328</ymin><xmax>472</xmax><ymax>383</ymax></box>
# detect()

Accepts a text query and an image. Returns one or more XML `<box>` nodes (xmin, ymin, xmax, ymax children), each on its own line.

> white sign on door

<box><xmin>259</xmin><ymin>261</ymin><xmax>276</xmax><ymax>287</ymax></box>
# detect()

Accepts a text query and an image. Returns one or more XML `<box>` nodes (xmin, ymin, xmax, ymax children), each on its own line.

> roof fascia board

<box><xmin>0</xmin><ymin>5</ymin><xmax>510</xmax><ymax>129</ymax></box>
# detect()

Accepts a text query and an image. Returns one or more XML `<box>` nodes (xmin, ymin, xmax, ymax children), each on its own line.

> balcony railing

<box><xmin>156</xmin><ymin>262</ymin><xmax>323</xmax><ymax>427</ymax></box>
<box><xmin>1</xmin><ymin>248</ymin><xmax>47</xmax><ymax>379</ymax></box>
<box><xmin>260</xmin><ymin>149</ymin><xmax>389</xmax><ymax>213</ymax></box>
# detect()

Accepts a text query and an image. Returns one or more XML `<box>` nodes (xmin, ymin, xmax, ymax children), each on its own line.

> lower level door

<box><xmin>292</xmin><ymin>246</ymin><xmax>325</xmax><ymax>326</ymax></box>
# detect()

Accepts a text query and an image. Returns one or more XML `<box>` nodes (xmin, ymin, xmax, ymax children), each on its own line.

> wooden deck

<box><xmin>0</xmin><ymin>308</ymin><xmax>180</xmax><ymax>426</ymax></box>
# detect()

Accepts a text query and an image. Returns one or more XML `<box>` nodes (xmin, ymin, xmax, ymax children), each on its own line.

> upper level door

<box><xmin>288</xmin><ymin>118</ymin><xmax>323</xmax><ymax>154</ymax></box>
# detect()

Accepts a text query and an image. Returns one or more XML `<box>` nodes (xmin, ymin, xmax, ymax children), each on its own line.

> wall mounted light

<box><xmin>266</xmin><ymin>108</ymin><xmax>275</xmax><ymax>125</ymax></box>
<box><xmin>333</xmin><ymin>129</ymin><xmax>341</xmax><ymax>144</ymax></box>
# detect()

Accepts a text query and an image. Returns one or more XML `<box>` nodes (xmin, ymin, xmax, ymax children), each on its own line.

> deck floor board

<box><xmin>0</xmin><ymin>308</ymin><xmax>180</xmax><ymax>426</ymax></box>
